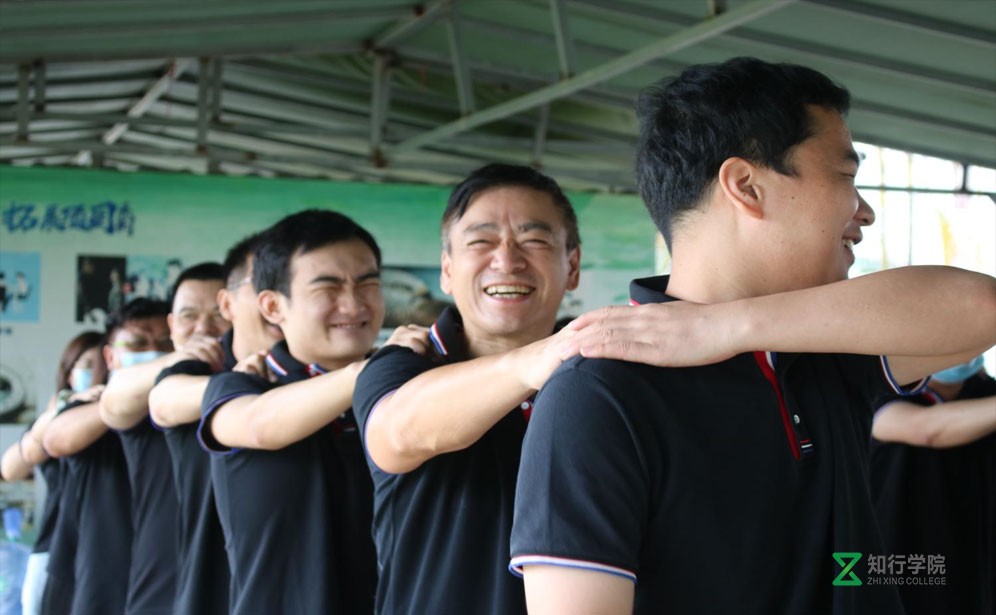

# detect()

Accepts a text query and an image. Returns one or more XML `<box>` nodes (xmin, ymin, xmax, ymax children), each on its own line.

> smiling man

<box><xmin>352</xmin><ymin>164</ymin><xmax>580</xmax><ymax>615</ymax></box>
<box><xmin>510</xmin><ymin>57</ymin><xmax>995</xmax><ymax>615</ymax></box>
<box><xmin>100</xmin><ymin>264</ymin><xmax>229</xmax><ymax>615</ymax></box>
<box><xmin>148</xmin><ymin>236</ymin><xmax>285</xmax><ymax>615</ymax></box>
<box><xmin>198</xmin><ymin>210</ymin><xmax>385</xmax><ymax>614</ymax></box>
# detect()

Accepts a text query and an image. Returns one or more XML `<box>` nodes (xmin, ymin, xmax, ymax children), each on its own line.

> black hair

<box><xmin>636</xmin><ymin>56</ymin><xmax>851</xmax><ymax>247</ymax></box>
<box><xmin>105</xmin><ymin>297</ymin><xmax>170</xmax><ymax>340</ymax></box>
<box><xmin>168</xmin><ymin>262</ymin><xmax>224</xmax><ymax>306</ymax></box>
<box><xmin>252</xmin><ymin>209</ymin><xmax>381</xmax><ymax>297</ymax></box>
<box><xmin>441</xmin><ymin>163</ymin><xmax>580</xmax><ymax>252</ymax></box>
<box><xmin>56</xmin><ymin>330</ymin><xmax>107</xmax><ymax>391</ymax></box>
<box><xmin>222</xmin><ymin>232</ymin><xmax>261</xmax><ymax>287</ymax></box>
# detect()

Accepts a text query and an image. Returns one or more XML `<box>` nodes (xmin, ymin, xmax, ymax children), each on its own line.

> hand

<box><xmin>233</xmin><ymin>350</ymin><xmax>276</xmax><ymax>383</ymax></box>
<box><xmin>174</xmin><ymin>334</ymin><xmax>225</xmax><ymax>372</ymax></box>
<box><xmin>383</xmin><ymin>324</ymin><xmax>431</xmax><ymax>355</ymax></box>
<box><xmin>560</xmin><ymin>302</ymin><xmax>738</xmax><ymax>367</ymax></box>
<box><xmin>513</xmin><ymin>326</ymin><xmax>578</xmax><ymax>391</ymax></box>
<box><xmin>68</xmin><ymin>384</ymin><xmax>105</xmax><ymax>404</ymax></box>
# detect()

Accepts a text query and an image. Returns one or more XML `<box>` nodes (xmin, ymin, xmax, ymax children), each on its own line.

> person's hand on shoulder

<box><xmin>68</xmin><ymin>384</ymin><xmax>105</xmax><ymax>405</ymax></box>
<box><xmin>559</xmin><ymin>302</ymin><xmax>738</xmax><ymax>367</ymax></box>
<box><xmin>233</xmin><ymin>349</ymin><xmax>275</xmax><ymax>383</ymax></box>
<box><xmin>174</xmin><ymin>333</ymin><xmax>225</xmax><ymax>372</ymax></box>
<box><xmin>383</xmin><ymin>324</ymin><xmax>431</xmax><ymax>355</ymax></box>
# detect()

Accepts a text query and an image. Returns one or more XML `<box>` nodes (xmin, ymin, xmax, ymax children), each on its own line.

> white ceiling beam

<box><xmin>390</xmin><ymin>0</ymin><xmax>795</xmax><ymax>155</ymax></box>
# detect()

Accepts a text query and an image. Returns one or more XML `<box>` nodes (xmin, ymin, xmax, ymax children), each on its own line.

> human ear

<box><xmin>717</xmin><ymin>157</ymin><xmax>765</xmax><ymax>220</ymax></box>
<box><xmin>566</xmin><ymin>246</ymin><xmax>581</xmax><ymax>291</ymax></box>
<box><xmin>257</xmin><ymin>290</ymin><xmax>284</xmax><ymax>326</ymax></box>
<box><xmin>217</xmin><ymin>288</ymin><xmax>234</xmax><ymax>322</ymax></box>
<box><xmin>439</xmin><ymin>250</ymin><xmax>453</xmax><ymax>296</ymax></box>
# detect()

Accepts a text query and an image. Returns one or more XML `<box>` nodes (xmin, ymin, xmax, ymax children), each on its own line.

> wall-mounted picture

<box><xmin>77</xmin><ymin>254</ymin><xmax>184</xmax><ymax>326</ymax></box>
<box><xmin>76</xmin><ymin>254</ymin><xmax>127</xmax><ymax>325</ymax></box>
<box><xmin>0</xmin><ymin>251</ymin><xmax>41</xmax><ymax>323</ymax></box>
<box><xmin>381</xmin><ymin>266</ymin><xmax>452</xmax><ymax>329</ymax></box>
<box><xmin>0</xmin><ymin>359</ymin><xmax>35</xmax><ymax>423</ymax></box>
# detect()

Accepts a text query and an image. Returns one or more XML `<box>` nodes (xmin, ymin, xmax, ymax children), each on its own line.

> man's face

<box><xmin>168</xmin><ymin>278</ymin><xmax>229</xmax><ymax>347</ymax></box>
<box><xmin>268</xmin><ymin>239</ymin><xmax>384</xmax><ymax>369</ymax></box>
<box><xmin>760</xmin><ymin>106</ymin><xmax>875</xmax><ymax>290</ymax></box>
<box><xmin>441</xmin><ymin>186</ymin><xmax>580</xmax><ymax>346</ymax></box>
<box><xmin>105</xmin><ymin>315</ymin><xmax>172</xmax><ymax>370</ymax></box>
<box><xmin>220</xmin><ymin>262</ymin><xmax>284</xmax><ymax>353</ymax></box>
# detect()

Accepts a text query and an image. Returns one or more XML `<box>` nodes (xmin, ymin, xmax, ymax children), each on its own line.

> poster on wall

<box><xmin>381</xmin><ymin>265</ymin><xmax>452</xmax><ymax>329</ymax></box>
<box><xmin>0</xmin><ymin>357</ymin><xmax>36</xmax><ymax>424</ymax></box>
<box><xmin>77</xmin><ymin>254</ymin><xmax>184</xmax><ymax>326</ymax></box>
<box><xmin>0</xmin><ymin>251</ymin><xmax>41</xmax><ymax>323</ymax></box>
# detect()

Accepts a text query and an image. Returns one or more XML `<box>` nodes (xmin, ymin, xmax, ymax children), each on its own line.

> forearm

<box><xmin>100</xmin><ymin>355</ymin><xmax>175</xmax><ymax>429</ymax></box>
<box><xmin>242</xmin><ymin>364</ymin><xmax>360</xmax><ymax>450</ymax></box>
<box><xmin>874</xmin><ymin>397</ymin><xmax>996</xmax><ymax>448</ymax></box>
<box><xmin>732</xmin><ymin>266</ymin><xmax>995</xmax><ymax>357</ymax></box>
<box><xmin>44</xmin><ymin>402</ymin><xmax>109</xmax><ymax>457</ymax></box>
<box><xmin>367</xmin><ymin>347</ymin><xmax>539</xmax><ymax>473</ymax></box>
<box><xmin>0</xmin><ymin>436</ymin><xmax>35</xmax><ymax>481</ymax></box>
<box><xmin>149</xmin><ymin>375</ymin><xmax>210</xmax><ymax>428</ymax></box>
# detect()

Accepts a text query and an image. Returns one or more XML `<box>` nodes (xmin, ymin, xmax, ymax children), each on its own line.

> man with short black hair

<box><xmin>353</xmin><ymin>163</ymin><xmax>580</xmax><ymax>615</ymax></box>
<box><xmin>149</xmin><ymin>238</ymin><xmax>283</xmax><ymax>615</ymax></box>
<box><xmin>199</xmin><ymin>210</ymin><xmax>386</xmax><ymax>614</ymax></box>
<box><xmin>45</xmin><ymin>297</ymin><xmax>174</xmax><ymax>614</ymax></box>
<box><xmin>101</xmin><ymin>265</ymin><xmax>229</xmax><ymax>615</ymax></box>
<box><xmin>511</xmin><ymin>57</ymin><xmax>995</xmax><ymax>614</ymax></box>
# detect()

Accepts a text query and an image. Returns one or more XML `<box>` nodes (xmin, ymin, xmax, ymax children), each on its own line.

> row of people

<box><xmin>2</xmin><ymin>56</ymin><xmax>994</xmax><ymax>614</ymax></box>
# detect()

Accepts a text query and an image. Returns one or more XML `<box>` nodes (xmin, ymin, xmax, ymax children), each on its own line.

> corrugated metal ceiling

<box><xmin>1</xmin><ymin>0</ymin><xmax>993</xmax><ymax>192</ymax></box>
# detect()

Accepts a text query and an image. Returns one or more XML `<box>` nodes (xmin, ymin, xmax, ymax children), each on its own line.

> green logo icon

<box><xmin>832</xmin><ymin>552</ymin><xmax>863</xmax><ymax>586</ymax></box>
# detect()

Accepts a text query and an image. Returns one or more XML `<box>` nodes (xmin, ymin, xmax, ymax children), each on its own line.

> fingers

<box><xmin>179</xmin><ymin>335</ymin><xmax>225</xmax><ymax>371</ymax></box>
<box><xmin>384</xmin><ymin>324</ymin><xmax>432</xmax><ymax>355</ymax></box>
<box><xmin>233</xmin><ymin>350</ymin><xmax>268</xmax><ymax>376</ymax></box>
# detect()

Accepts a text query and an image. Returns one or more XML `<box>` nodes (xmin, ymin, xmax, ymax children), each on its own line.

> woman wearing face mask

<box><xmin>1</xmin><ymin>330</ymin><xmax>107</xmax><ymax>615</ymax></box>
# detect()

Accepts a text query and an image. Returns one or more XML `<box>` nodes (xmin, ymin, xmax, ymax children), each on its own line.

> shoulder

<box><xmin>355</xmin><ymin>345</ymin><xmax>436</xmax><ymax>412</ymax></box>
<box><xmin>545</xmin><ymin>355</ymin><xmax>663</xmax><ymax>403</ymax></box>
<box><xmin>203</xmin><ymin>371</ymin><xmax>270</xmax><ymax>409</ymax></box>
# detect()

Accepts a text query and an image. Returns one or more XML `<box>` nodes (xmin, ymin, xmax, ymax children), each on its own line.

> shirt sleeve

<box><xmin>154</xmin><ymin>359</ymin><xmax>213</xmax><ymax>386</ymax></box>
<box><xmin>832</xmin><ymin>353</ymin><xmax>928</xmax><ymax>414</ymax></box>
<box><xmin>198</xmin><ymin>370</ymin><xmax>269</xmax><ymax>454</ymax></box>
<box><xmin>510</xmin><ymin>358</ymin><xmax>648</xmax><ymax>583</ymax></box>
<box><xmin>353</xmin><ymin>345</ymin><xmax>435</xmax><ymax>467</ymax></box>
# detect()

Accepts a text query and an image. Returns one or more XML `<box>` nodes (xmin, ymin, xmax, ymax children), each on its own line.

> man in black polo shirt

<box><xmin>199</xmin><ymin>210</ymin><xmax>391</xmax><ymax>614</ymax></box>
<box><xmin>870</xmin><ymin>357</ymin><xmax>996</xmax><ymax>615</ymax></box>
<box><xmin>352</xmin><ymin>163</ymin><xmax>581</xmax><ymax>615</ymax></box>
<box><xmin>510</xmin><ymin>57</ymin><xmax>995</xmax><ymax>614</ymax></box>
<box><xmin>43</xmin><ymin>298</ymin><xmax>175</xmax><ymax>614</ymax></box>
<box><xmin>148</xmin><ymin>237</ymin><xmax>283</xmax><ymax>615</ymax></box>
<box><xmin>100</xmin><ymin>269</ymin><xmax>229</xmax><ymax>615</ymax></box>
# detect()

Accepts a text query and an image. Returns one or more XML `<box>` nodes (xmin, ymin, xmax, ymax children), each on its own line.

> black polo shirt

<box><xmin>870</xmin><ymin>371</ymin><xmax>996</xmax><ymax>615</ymax></box>
<box><xmin>199</xmin><ymin>340</ymin><xmax>377</xmax><ymax>615</ymax></box>
<box><xmin>41</xmin><ymin>457</ymin><xmax>75</xmax><ymax>615</ymax></box>
<box><xmin>353</xmin><ymin>306</ymin><xmax>530</xmax><ymax>615</ymax></box>
<box><xmin>510</xmin><ymin>275</ymin><xmax>924</xmax><ymax>615</ymax></box>
<box><xmin>26</xmin><ymin>424</ymin><xmax>61</xmax><ymax>554</ymax></box>
<box><xmin>118</xmin><ymin>413</ymin><xmax>178</xmax><ymax>615</ymax></box>
<box><xmin>153</xmin><ymin>330</ymin><xmax>236</xmax><ymax>615</ymax></box>
<box><xmin>62</xmin><ymin>400</ymin><xmax>133</xmax><ymax>615</ymax></box>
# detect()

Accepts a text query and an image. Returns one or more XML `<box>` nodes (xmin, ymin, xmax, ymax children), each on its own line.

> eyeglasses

<box><xmin>227</xmin><ymin>276</ymin><xmax>252</xmax><ymax>291</ymax></box>
<box><xmin>111</xmin><ymin>336</ymin><xmax>173</xmax><ymax>352</ymax></box>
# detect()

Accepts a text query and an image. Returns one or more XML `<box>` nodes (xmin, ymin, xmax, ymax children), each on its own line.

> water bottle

<box><xmin>0</xmin><ymin>507</ymin><xmax>29</xmax><ymax>615</ymax></box>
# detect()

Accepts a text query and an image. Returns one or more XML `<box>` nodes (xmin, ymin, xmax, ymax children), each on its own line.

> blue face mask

<box><xmin>932</xmin><ymin>355</ymin><xmax>985</xmax><ymax>384</ymax></box>
<box><xmin>70</xmin><ymin>367</ymin><xmax>93</xmax><ymax>393</ymax></box>
<box><xmin>118</xmin><ymin>350</ymin><xmax>167</xmax><ymax>369</ymax></box>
